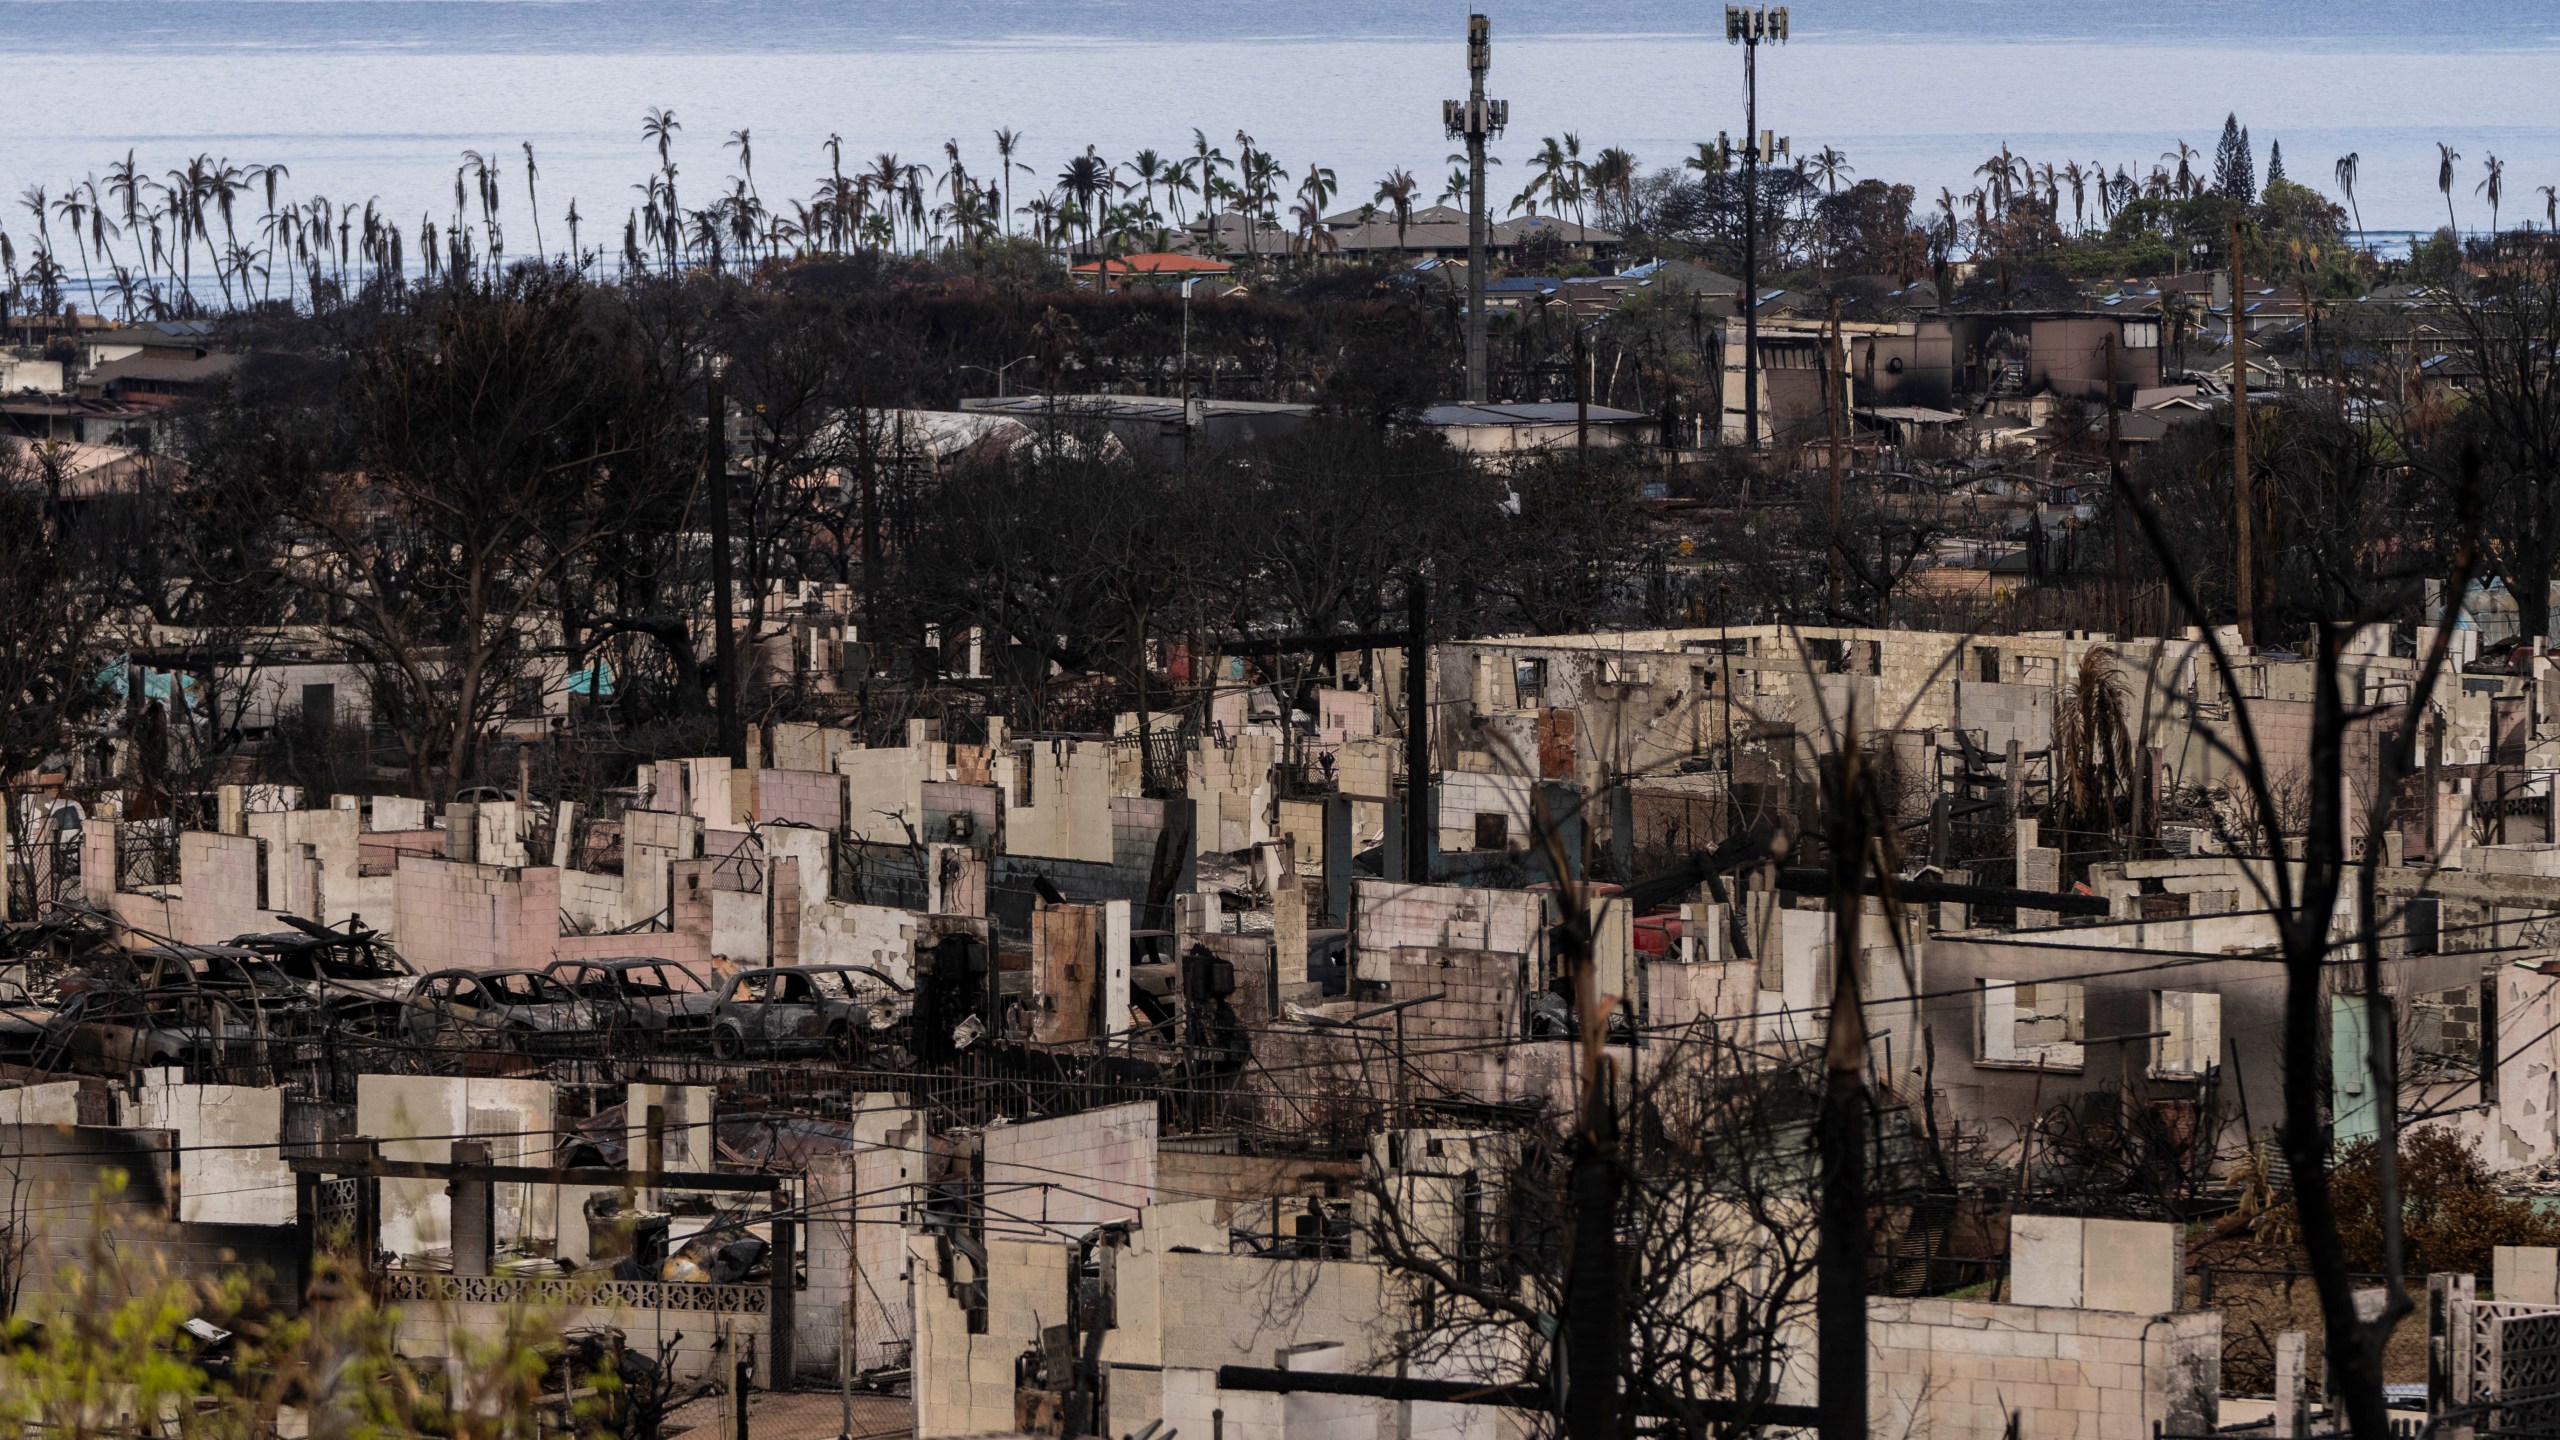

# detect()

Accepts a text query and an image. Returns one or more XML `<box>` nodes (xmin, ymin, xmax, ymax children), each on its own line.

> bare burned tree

<box><xmin>0</xmin><ymin>439</ymin><xmax>115</xmax><ymax>788</ymax></box>
<box><xmin>1355</xmin><ymin>1024</ymin><xmax>1829</xmax><ymax>1440</ymax></box>
<box><xmin>2115</xmin><ymin>391</ymin><xmax>2476</xmax><ymax>1440</ymax></box>
<box><xmin>278</xmin><ymin>273</ymin><xmax>687</xmax><ymax>797</ymax></box>
<box><xmin>2431</xmin><ymin>248</ymin><xmax>2560</xmax><ymax>644</ymax></box>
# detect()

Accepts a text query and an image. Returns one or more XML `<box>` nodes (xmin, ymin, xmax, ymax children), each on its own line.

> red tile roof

<box><xmin>1072</xmin><ymin>251</ymin><xmax>1232</xmax><ymax>275</ymax></box>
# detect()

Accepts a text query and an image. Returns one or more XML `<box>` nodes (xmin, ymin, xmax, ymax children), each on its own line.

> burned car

<box><xmin>541</xmin><ymin>958</ymin><xmax>716</xmax><ymax>1052</ymax></box>
<box><xmin>48</xmin><ymin>946</ymin><xmax>299</xmax><ymax>1072</ymax></box>
<box><xmin>402</xmin><ymin>968</ymin><xmax>594</xmax><ymax>1053</ymax></box>
<box><xmin>700</xmin><ymin>964</ymin><xmax>909</xmax><ymax>1060</ymax></box>
<box><xmin>0</xmin><ymin>962</ymin><xmax>64</xmax><ymax>1061</ymax></box>
<box><xmin>228</xmin><ymin>919</ymin><xmax>418</xmax><ymax>1037</ymax></box>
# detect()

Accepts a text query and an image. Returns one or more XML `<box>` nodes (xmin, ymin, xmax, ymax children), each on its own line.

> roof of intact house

<box><xmin>960</xmin><ymin>394</ymin><xmax>1315</xmax><ymax>422</ymax></box>
<box><xmin>1072</xmin><ymin>251</ymin><xmax>1232</xmax><ymax>276</ymax></box>
<box><xmin>91</xmin><ymin>351</ymin><xmax>245</xmax><ymax>387</ymax></box>
<box><xmin>1416</xmin><ymin>402</ymin><xmax>1652</xmax><ymax>427</ymax></box>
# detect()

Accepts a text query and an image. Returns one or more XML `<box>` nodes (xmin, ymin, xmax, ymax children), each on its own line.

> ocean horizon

<box><xmin>5</xmin><ymin>1</ymin><xmax>2557</xmax><ymax>265</ymax></box>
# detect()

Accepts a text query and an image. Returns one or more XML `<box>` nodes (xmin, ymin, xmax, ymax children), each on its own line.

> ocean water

<box><xmin>3</xmin><ymin>0</ymin><xmax>2557</xmax><ymax>268</ymax></box>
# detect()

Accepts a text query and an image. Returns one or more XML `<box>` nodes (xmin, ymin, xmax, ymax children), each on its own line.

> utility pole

<box><xmin>1728</xmin><ymin>5</ymin><xmax>1790</xmax><ymax>448</ymax></box>
<box><xmin>1446</xmin><ymin>14</ymin><xmax>1506</xmax><ymax>403</ymax></box>
<box><xmin>2230</xmin><ymin>214</ymin><xmax>2255</xmax><ymax>649</ymax></box>
<box><xmin>1550</xmin><ymin>809</ymin><xmax>1618</xmax><ymax>1440</ymax></box>
<box><xmin>1404</xmin><ymin>579</ymin><xmax>1431</xmax><ymax>884</ymax></box>
<box><xmin>1574</xmin><ymin>324</ymin><xmax>1591</xmax><ymax>464</ymax></box>
<box><xmin>1816</xmin><ymin>734</ymin><xmax>1872</xmax><ymax>1440</ymax></box>
<box><xmin>707</xmin><ymin>375</ymin><xmax>744</xmax><ymax>766</ymax></box>
<box><xmin>2106</xmin><ymin>334</ymin><xmax>2127</xmax><ymax>636</ymax></box>
<box><xmin>1179</xmin><ymin>275</ymin><xmax>1196</xmax><ymax>409</ymax></box>
<box><xmin>1826</xmin><ymin>292</ymin><xmax>1845</xmax><ymax>615</ymax></box>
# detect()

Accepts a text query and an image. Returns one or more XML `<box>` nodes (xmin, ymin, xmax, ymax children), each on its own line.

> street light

<box><xmin>1445</xmin><ymin>13</ymin><xmax>1509</xmax><ymax>403</ymax></box>
<box><xmin>959</xmin><ymin>355</ymin><xmax>1037</xmax><ymax>399</ymax></box>
<box><xmin>1727</xmin><ymin>5</ymin><xmax>1789</xmax><ymax>449</ymax></box>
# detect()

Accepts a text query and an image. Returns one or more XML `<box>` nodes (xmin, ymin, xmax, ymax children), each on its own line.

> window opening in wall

<box><xmin>1013</xmin><ymin>752</ymin><xmax>1035</xmax><ymax>809</ymax></box>
<box><xmin>254</xmin><ymin>837</ymin><xmax>273</xmax><ymax>911</ymax></box>
<box><xmin>1513</xmin><ymin>659</ymin><xmax>1548</xmax><ymax>709</ymax></box>
<box><xmin>2404</xmin><ymin>896</ymin><xmax>2439</xmax><ymax>955</ymax></box>
<box><xmin>1475</xmin><ymin>813</ymin><xmax>1510</xmax><ymax>850</ymax></box>
<box><xmin>1976</xmin><ymin>647</ymin><xmax>2000</xmax><ymax>683</ymax></box>
<box><xmin>1977</xmin><ymin>978</ymin><xmax>2085</xmax><ymax>1070</ymax></box>
<box><xmin>2484</xmin><ymin>973</ymin><xmax>2500</xmax><ymax>1103</ymax></box>
<box><xmin>2152</xmin><ymin>991</ymin><xmax>2221</xmax><ymax>1078</ymax></box>
<box><xmin>2409</xmin><ymin>980</ymin><xmax>2495</xmax><ymax>1101</ymax></box>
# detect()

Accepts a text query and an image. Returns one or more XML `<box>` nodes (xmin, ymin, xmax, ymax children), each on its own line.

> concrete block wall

<box><xmin>128</xmin><ymin>1073</ymin><xmax>292</xmax><ymax>1227</ymax></box>
<box><xmin>2010</xmin><ymin>1215</ymin><xmax>2181</xmax><ymax>1314</ymax></box>
<box><xmin>1111</xmin><ymin>796</ymin><xmax>1172</xmax><ymax>872</ymax></box>
<box><xmin>922</xmin><ymin>781</ymin><xmax>1001</xmax><ymax>849</ymax></box>
<box><xmin>0</xmin><ymin>1125</ymin><xmax>301</xmax><ymax>1320</ymax></box>
<box><xmin>1352</xmin><ymin>881</ymin><xmax>1544</xmax><ymax>989</ymax></box>
<box><xmin>355</xmin><ymin>1074</ymin><xmax>554</xmax><ymax>1257</ymax></box>
<box><xmin>468</xmin><ymin>800</ymin><xmax>531</xmax><ymax>869</ymax></box>
<box><xmin>769</xmin><ymin>720</ymin><xmax>858</xmax><ymax>775</ymax></box>
<box><xmin>610</xmin><ymin>817</ymin><xmax>677</xmax><ymax>931</ymax></box>
<box><xmin>1200</xmin><ymin>932</ymin><xmax>1281</xmax><ymax>1026</ymax></box>
<box><xmin>549</xmin><ymin>930</ymin><xmax>710</xmax><ymax>968</ymax></box>
<box><xmin>0</xmin><ymin>1082</ymin><xmax>84</xmax><ymax>1125</ymax></box>
<box><xmin>396</xmin><ymin>1288</ymin><xmax>763</xmax><ymax>1386</ymax></box>
<box><xmin>1642</xmin><ymin>956</ymin><xmax>1742</xmax><ymax>1031</ymax></box>
<box><xmin>980</xmin><ymin>1100</ymin><xmax>1156</xmax><ymax>1237</ymax></box>
<box><xmin>707</xmin><ymin>886</ymin><xmax>768</xmax><ymax>965</ymax></box>
<box><xmin>911</xmin><ymin>1232</ymin><xmax>1067</xmax><ymax>1437</ymax></box>
<box><xmin>243</xmin><ymin>805</ymin><xmax>364</xmax><ymax>920</ymax></box>
<box><xmin>1436</xmin><ymin>770</ymin><xmax>1533</xmax><ymax>854</ymax></box>
<box><xmin>559</xmin><ymin>868</ymin><xmax>627</xmax><ymax>931</ymax></box>
<box><xmin>112</xmin><ymin>829</ymin><xmax>274</xmax><ymax>945</ymax></box>
<box><xmin>1001</xmin><ymin>739</ymin><xmax>1116</xmax><ymax>864</ymax></box>
<box><xmin>78</xmin><ymin>816</ymin><xmax>119</xmax><ymax>906</ymax></box>
<box><xmin>840</xmin><ymin>745</ymin><xmax>931</xmax><ymax>845</ymax></box>
<box><xmin>1275</xmin><ymin>799</ymin><xmax>1330</xmax><ymax>881</ymax></box>
<box><xmin>390</xmin><ymin>855</ymin><xmax>562</xmax><ymax>972</ymax></box>
<box><xmin>1867</xmin><ymin>1295</ymin><xmax>2218</xmax><ymax>1440</ymax></box>
<box><xmin>1388</xmin><ymin>947</ymin><xmax>1522</xmax><ymax>1044</ymax></box>
<box><xmin>2496</xmin><ymin>1245</ymin><xmax>2560</xmax><ymax>1305</ymax></box>
<box><xmin>369</xmin><ymin>795</ymin><xmax>429</xmax><ymax>831</ymax></box>
<box><xmin>1951</xmin><ymin>680</ymin><xmax>2057</xmax><ymax>755</ymax></box>
<box><xmin>799</xmin><ymin>1102</ymin><xmax>924</xmax><ymax>1379</ymax></box>
<box><xmin>1154</xmin><ymin>1252</ymin><xmax>1395</xmax><ymax>1440</ymax></box>
<box><xmin>799</xmin><ymin>900</ymin><xmax>920</xmax><ymax>985</ymax></box>
<box><xmin>748</xmin><ymin>766</ymin><xmax>846</xmax><ymax>830</ymax></box>
<box><xmin>1189</xmin><ymin>730</ymin><xmax>1277</xmax><ymax>856</ymax></box>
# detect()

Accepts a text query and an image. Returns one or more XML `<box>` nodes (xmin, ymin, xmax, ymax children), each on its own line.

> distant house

<box><xmin>90</xmin><ymin>349</ymin><xmax>244</xmax><ymax>403</ymax></box>
<box><xmin>1719</xmin><ymin>307</ymin><xmax>2165</xmax><ymax>445</ymax></box>
<box><xmin>81</xmin><ymin>320</ymin><xmax>223</xmax><ymax>370</ymax></box>
<box><xmin>5</xmin><ymin>439</ymin><xmax>176</xmax><ymax>498</ymax></box>
<box><xmin>0</xmin><ymin>393</ymin><xmax>158</xmax><ymax>446</ymax></box>
<box><xmin>1071</xmin><ymin>252</ymin><xmax>1232</xmax><ymax>289</ymax></box>
<box><xmin>1614</xmin><ymin>257</ymin><xmax>1742</xmax><ymax>299</ymax></box>
<box><xmin>1185</xmin><ymin>207</ymin><xmax>1618</xmax><ymax>265</ymax></box>
<box><xmin>958</xmin><ymin>393</ymin><xmax>1311</xmax><ymax>461</ymax></box>
<box><xmin>1412</xmin><ymin>401</ymin><xmax>1655</xmax><ymax>460</ymax></box>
